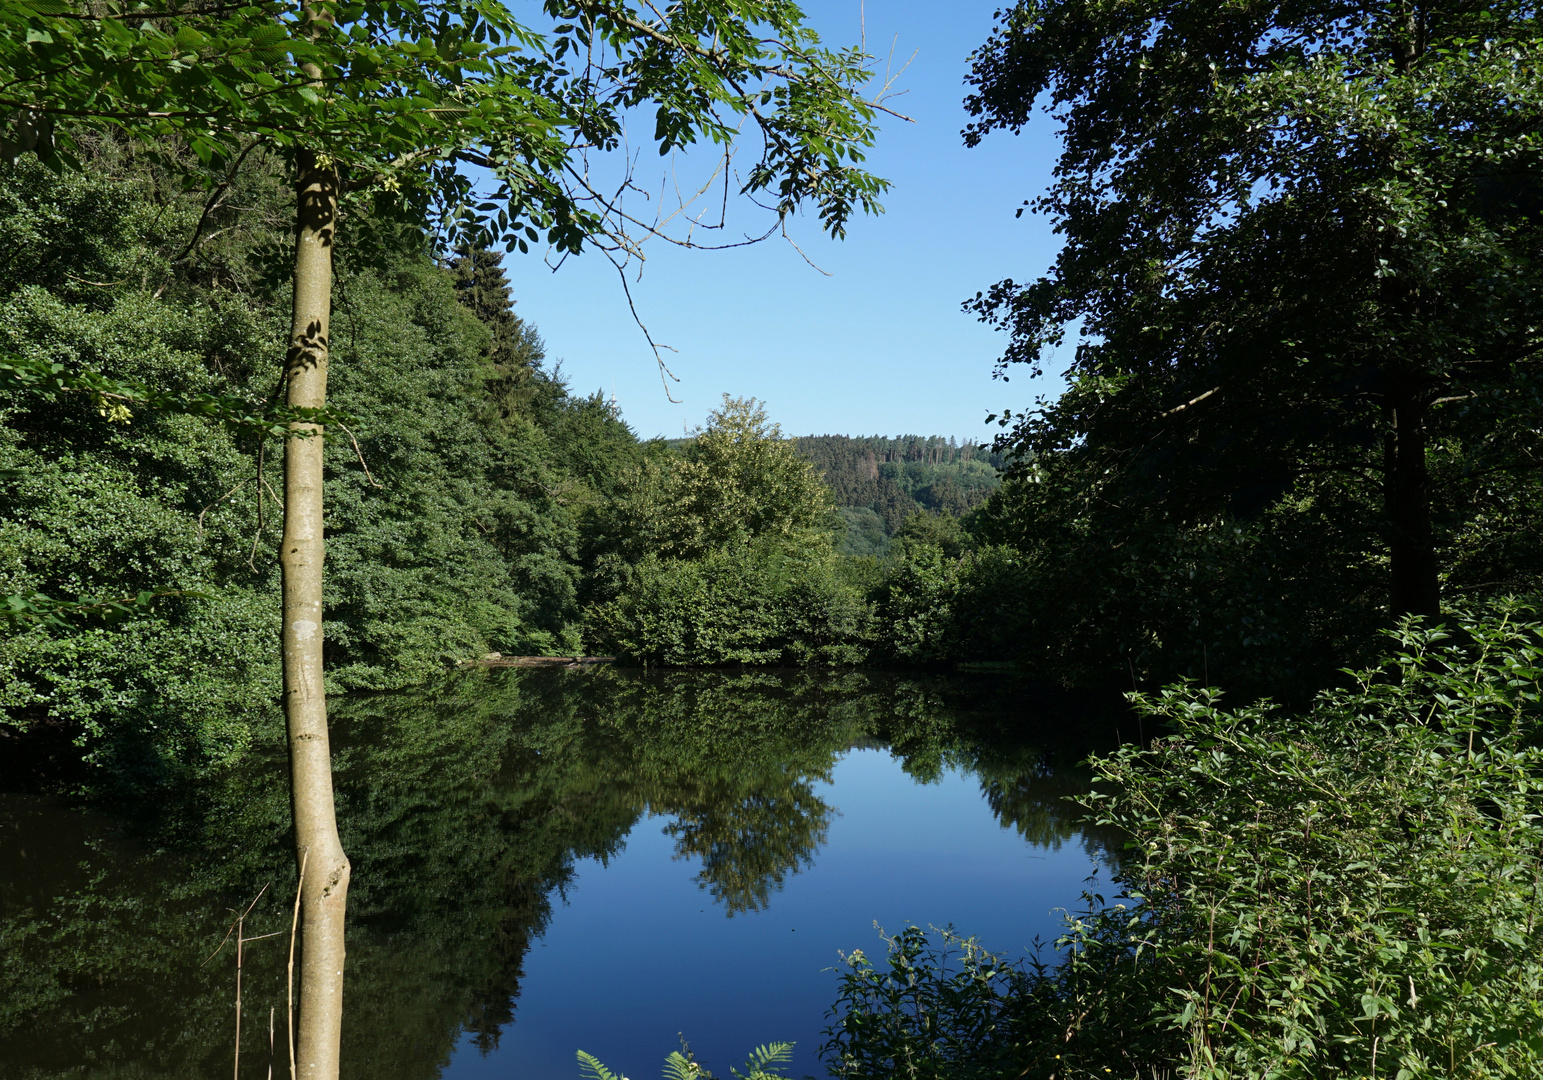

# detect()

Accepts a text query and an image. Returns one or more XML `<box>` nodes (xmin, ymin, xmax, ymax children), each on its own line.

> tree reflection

<box><xmin>664</xmin><ymin>772</ymin><xmax>835</xmax><ymax>915</ymax></box>
<box><xmin>0</xmin><ymin>666</ymin><xmax>1122</xmax><ymax>1078</ymax></box>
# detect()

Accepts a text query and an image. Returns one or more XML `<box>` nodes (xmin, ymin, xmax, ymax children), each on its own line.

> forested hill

<box><xmin>791</xmin><ymin>435</ymin><xmax>1004</xmax><ymax>555</ymax></box>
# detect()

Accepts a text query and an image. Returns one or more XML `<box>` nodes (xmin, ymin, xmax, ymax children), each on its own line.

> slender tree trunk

<box><xmin>283</xmin><ymin>147</ymin><xmax>350</xmax><ymax>1080</ymax></box>
<box><xmin>1384</xmin><ymin>369</ymin><xmax>1440</xmax><ymax>619</ymax></box>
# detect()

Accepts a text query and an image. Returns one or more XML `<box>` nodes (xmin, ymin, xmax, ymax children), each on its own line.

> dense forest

<box><xmin>6</xmin><ymin>131</ymin><xmax>1540</xmax><ymax>765</ymax></box>
<box><xmin>6</xmin><ymin>0</ymin><xmax>1543</xmax><ymax>1077</ymax></box>
<box><xmin>0</xmin><ymin>140</ymin><xmax>650</xmax><ymax>774</ymax></box>
<box><xmin>0</xmin><ymin>140</ymin><xmax>1026</xmax><ymax>772</ymax></box>
<box><xmin>791</xmin><ymin>436</ymin><xmax>1003</xmax><ymax>554</ymax></box>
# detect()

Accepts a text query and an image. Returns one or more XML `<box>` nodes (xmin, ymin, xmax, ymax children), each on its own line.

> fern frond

<box><xmin>577</xmin><ymin>1050</ymin><xmax>623</xmax><ymax>1080</ymax></box>
<box><xmin>731</xmin><ymin>1041</ymin><xmax>794</xmax><ymax>1080</ymax></box>
<box><xmin>663</xmin><ymin>1050</ymin><xmax>698</xmax><ymax>1080</ymax></box>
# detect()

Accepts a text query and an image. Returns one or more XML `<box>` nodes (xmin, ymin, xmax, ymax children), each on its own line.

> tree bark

<box><xmin>283</xmin><ymin>147</ymin><xmax>350</xmax><ymax>1080</ymax></box>
<box><xmin>1384</xmin><ymin>369</ymin><xmax>1440</xmax><ymax>619</ymax></box>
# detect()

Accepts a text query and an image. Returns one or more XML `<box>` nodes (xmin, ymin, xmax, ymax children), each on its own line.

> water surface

<box><xmin>0</xmin><ymin>667</ymin><xmax>1125</xmax><ymax>1080</ymax></box>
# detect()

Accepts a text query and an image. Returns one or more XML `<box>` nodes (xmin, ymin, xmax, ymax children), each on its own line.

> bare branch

<box><xmin>1163</xmin><ymin>387</ymin><xmax>1221</xmax><ymax>417</ymax></box>
<box><xmin>600</xmin><ymin>246</ymin><xmax>681</xmax><ymax>403</ymax></box>
<box><xmin>337</xmin><ymin>422</ymin><xmax>383</xmax><ymax>488</ymax></box>
<box><xmin>171</xmin><ymin>137</ymin><xmax>263</xmax><ymax>265</ymax></box>
<box><xmin>197</xmin><ymin>476</ymin><xmax>252</xmax><ymax>534</ymax></box>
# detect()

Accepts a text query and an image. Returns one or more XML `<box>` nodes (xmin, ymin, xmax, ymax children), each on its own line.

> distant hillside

<box><xmin>791</xmin><ymin>435</ymin><xmax>1004</xmax><ymax>555</ymax></box>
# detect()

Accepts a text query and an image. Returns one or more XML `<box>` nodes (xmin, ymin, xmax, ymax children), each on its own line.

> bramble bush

<box><xmin>822</xmin><ymin>605</ymin><xmax>1543</xmax><ymax>1079</ymax></box>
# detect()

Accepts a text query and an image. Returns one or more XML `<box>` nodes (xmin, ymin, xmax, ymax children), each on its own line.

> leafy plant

<box><xmin>823</xmin><ymin>603</ymin><xmax>1543</xmax><ymax>1079</ymax></box>
<box><xmin>578</xmin><ymin>1040</ymin><xmax>794</xmax><ymax>1080</ymax></box>
<box><xmin>823</xmin><ymin>926</ymin><xmax>1043</xmax><ymax>1080</ymax></box>
<box><xmin>0</xmin><ymin>588</ymin><xmax>199</xmax><ymax>632</ymax></box>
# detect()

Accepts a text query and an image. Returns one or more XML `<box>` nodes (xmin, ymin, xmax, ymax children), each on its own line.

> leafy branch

<box><xmin>1</xmin><ymin>588</ymin><xmax>205</xmax><ymax>632</ymax></box>
<box><xmin>0</xmin><ymin>353</ymin><xmax>350</xmax><ymax>437</ymax></box>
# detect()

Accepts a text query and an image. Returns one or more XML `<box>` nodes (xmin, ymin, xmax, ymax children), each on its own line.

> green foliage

<box><xmin>587</xmin><ymin>538</ymin><xmax>871</xmax><ymax>668</ymax></box>
<box><xmin>586</xmin><ymin>398</ymin><xmax>877</xmax><ymax>667</ymax></box>
<box><xmin>964</xmin><ymin>0</ymin><xmax>1543</xmax><ymax>671</ymax></box>
<box><xmin>3</xmin><ymin>0</ymin><xmax>906</xmax><ymax>757</ymax></box>
<box><xmin>0</xmin><ymin>146</ymin><xmax>640</xmax><ymax>762</ymax></box>
<box><xmin>892</xmin><ymin>511</ymin><xmax>971</xmax><ymax>560</ymax></box>
<box><xmin>598</xmin><ymin>397</ymin><xmax>834</xmax><ymax>566</ymax></box>
<box><xmin>585</xmin><ymin>405</ymin><xmax>1035</xmax><ymax>669</ymax></box>
<box><xmin>793</xmin><ymin>435</ymin><xmax>1004</xmax><ymax>539</ymax></box>
<box><xmin>320</xmin><ymin>250</ymin><xmax>589</xmax><ymax>684</ymax></box>
<box><xmin>833</xmin><ymin>505</ymin><xmax>889</xmax><ymax>557</ymax></box>
<box><xmin>823</xmin><ymin>606</ymin><xmax>1543</xmax><ymax>1079</ymax></box>
<box><xmin>969</xmin><ymin>469</ymin><xmax>1388</xmax><ymax>694</ymax></box>
<box><xmin>0</xmin><ymin>154</ymin><xmax>293</xmax><ymax>763</ymax></box>
<box><xmin>0</xmin><ymin>351</ymin><xmax>339</xmax><ymax>436</ymax></box>
<box><xmin>576</xmin><ymin>1050</ymin><xmax>623</xmax><ymax>1080</ymax></box>
<box><xmin>870</xmin><ymin>544</ymin><xmax>1035</xmax><ymax>667</ymax></box>
<box><xmin>579</xmin><ymin>1041</ymin><xmax>794</xmax><ymax>1080</ymax></box>
<box><xmin>3</xmin><ymin>0</ymin><xmax>892</xmax><ymax>258</ymax></box>
<box><xmin>0</xmin><ymin>588</ymin><xmax>192</xmax><ymax>633</ymax></box>
<box><xmin>1098</xmin><ymin>608</ymin><xmax>1543</xmax><ymax>1079</ymax></box>
<box><xmin>823</xmin><ymin>926</ymin><xmax>1042</xmax><ymax>1080</ymax></box>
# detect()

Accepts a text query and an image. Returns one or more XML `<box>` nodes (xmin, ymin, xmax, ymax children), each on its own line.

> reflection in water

<box><xmin>664</xmin><ymin>774</ymin><xmax>833</xmax><ymax>916</ymax></box>
<box><xmin>0</xmin><ymin>668</ymin><xmax>1127</xmax><ymax>1079</ymax></box>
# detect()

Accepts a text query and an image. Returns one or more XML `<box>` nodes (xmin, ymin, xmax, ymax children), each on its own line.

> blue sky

<box><xmin>501</xmin><ymin>1</ymin><xmax>1068</xmax><ymax>442</ymax></box>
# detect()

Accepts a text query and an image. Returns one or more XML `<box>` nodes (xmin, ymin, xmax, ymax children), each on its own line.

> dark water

<box><xmin>0</xmin><ymin>666</ymin><xmax>1128</xmax><ymax>1080</ymax></box>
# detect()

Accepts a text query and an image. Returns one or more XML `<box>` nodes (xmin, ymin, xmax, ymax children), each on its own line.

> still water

<box><xmin>0</xmin><ymin>666</ymin><xmax>1125</xmax><ymax>1080</ymax></box>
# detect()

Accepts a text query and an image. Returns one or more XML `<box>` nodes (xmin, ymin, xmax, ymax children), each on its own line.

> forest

<box><xmin>0</xmin><ymin>139</ymin><xmax>1025</xmax><ymax>769</ymax></box>
<box><xmin>4</xmin><ymin>0</ymin><xmax>1543</xmax><ymax>1078</ymax></box>
<box><xmin>792</xmin><ymin>435</ymin><xmax>1003</xmax><ymax>553</ymax></box>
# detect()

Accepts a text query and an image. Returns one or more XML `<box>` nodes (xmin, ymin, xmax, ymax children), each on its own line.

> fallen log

<box><xmin>460</xmin><ymin>654</ymin><xmax>616</xmax><ymax>667</ymax></box>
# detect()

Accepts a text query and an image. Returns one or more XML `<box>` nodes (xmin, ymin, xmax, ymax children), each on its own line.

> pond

<box><xmin>0</xmin><ymin>666</ymin><xmax>1130</xmax><ymax>1080</ymax></box>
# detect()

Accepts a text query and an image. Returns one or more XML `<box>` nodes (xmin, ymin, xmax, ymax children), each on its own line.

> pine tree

<box><xmin>451</xmin><ymin>244</ymin><xmax>544</xmax><ymax>425</ymax></box>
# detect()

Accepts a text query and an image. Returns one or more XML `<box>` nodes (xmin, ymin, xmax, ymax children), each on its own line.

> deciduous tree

<box><xmin>967</xmin><ymin>0</ymin><xmax>1543</xmax><ymax>620</ymax></box>
<box><xmin>3</xmin><ymin>3</ymin><xmax>898</xmax><ymax>1075</ymax></box>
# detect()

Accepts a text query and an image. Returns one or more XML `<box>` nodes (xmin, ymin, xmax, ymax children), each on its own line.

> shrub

<box><xmin>824</xmin><ymin>605</ymin><xmax>1543</xmax><ymax>1079</ymax></box>
<box><xmin>871</xmin><ymin>544</ymin><xmax>1034</xmax><ymax>666</ymax></box>
<box><xmin>586</xmin><ymin>538</ymin><xmax>872</xmax><ymax>666</ymax></box>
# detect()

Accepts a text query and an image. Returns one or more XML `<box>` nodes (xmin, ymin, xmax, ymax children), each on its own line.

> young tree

<box><xmin>966</xmin><ymin>1</ymin><xmax>1543</xmax><ymax>619</ymax></box>
<box><xmin>3</xmin><ymin>4</ymin><xmax>899</xmax><ymax>1076</ymax></box>
<box><xmin>605</xmin><ymin>394</ymin><xmax>833</xmax><ymax>561</ymax></box>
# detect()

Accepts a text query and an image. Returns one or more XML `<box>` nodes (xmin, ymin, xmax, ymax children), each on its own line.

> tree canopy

<box><xmin>602</xmin><ymin>395</ymin><xmax>832</xmax><ymax>563</ymax></box>
<box><xmin>967</xmin><ymin>0</ymin><xmax>1543</xmax><ymax>620</ymax></box>
<box><xmin>3</xmin><ymin>0</ymin><xmax>897</xmax><ymax>258</ymax></box>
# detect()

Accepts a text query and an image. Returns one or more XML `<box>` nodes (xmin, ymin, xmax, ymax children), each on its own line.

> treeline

<box><xmin>794</xmin><ymin>434</ymin><xmax>1003</xmax><ymax>470</ymax></box>
<box><xmin>12</xmin><ymin>73</ymin><xmax>1543</xmax><ymax>777</ymax></box>
<box><xmin>0</xmin><ymin>138</ymin><xmax>642</xmax><ymax>772</ymax></box>
<box><xmin>0</xmin><ymin>136</ymin><xmax>1021</xmax><ymax>776</ymax></box>
<box><xmin>790</xmin><ymin>435</ymin><xmax>1003</xmax><ymax>553</ymax></box>
<box><xmin>581</xmin><ymin>410</ymin><xmax>1030</xmax><ymax>671</ymax></box>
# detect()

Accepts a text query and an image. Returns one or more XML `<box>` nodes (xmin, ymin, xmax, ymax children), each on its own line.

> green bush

<box><xmin>824</xmin><ymin>605</ymin><xmax>1543</xmax><ymax>1079</ymax></box>
<box><xmin>586</xmin><ymin>538</ymin><xmax>872</xmax><ymax>666</ymax></box>
<box><xmin>969</xmin><ymin>468</ymin><xmax>1401</xmax><ymax>698</ymax></box>
<box><xmin>871</xmin><ymin>544</ymin><xmax>1034</xmax><ymax>666</ymax></box>
<box><xmin>823</xmin><ymin>926</ymin><xmax>1054</xmax><ymax>1080</ymax></box>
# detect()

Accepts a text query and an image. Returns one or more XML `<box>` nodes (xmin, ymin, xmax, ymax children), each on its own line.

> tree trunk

<box><xmin>283</xmin><ymin>147</ymin><xmax>350</xmax><ymax>1080</ymax></box>
<box><xmin>1384</xmin><ymin>370</ymin><xmax>1440</xmax><ymax>619</ymax></box>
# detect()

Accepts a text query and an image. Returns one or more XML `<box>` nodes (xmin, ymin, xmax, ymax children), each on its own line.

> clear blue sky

<box><xmin>501</xmin><ymin>1</ymin><xmax>1067</xmax><ymax>442</ymax></box>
